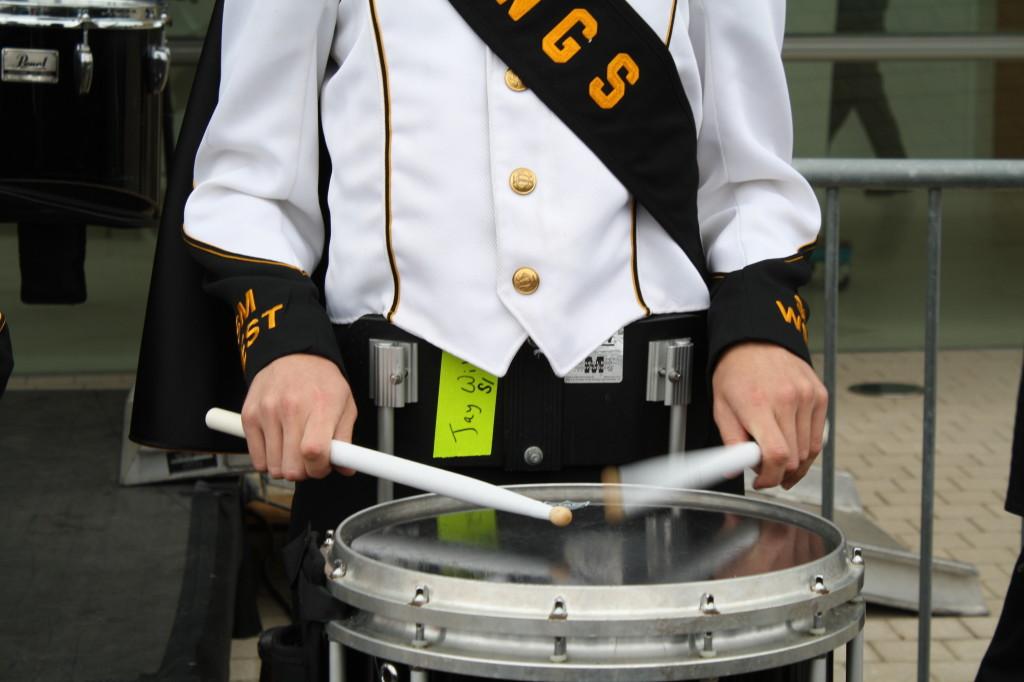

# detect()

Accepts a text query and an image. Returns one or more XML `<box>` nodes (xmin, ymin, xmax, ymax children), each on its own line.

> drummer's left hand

<box><xmin>711</xmin><ymin>342</ymin><xmax>828</xmax><ymax>490</ymax></box>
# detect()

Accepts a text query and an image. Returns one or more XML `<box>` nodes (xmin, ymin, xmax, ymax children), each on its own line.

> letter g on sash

<box><xmin>542</xmin><ymin>9</ymin><xmax>598</xmax><ymax>64</ymax></box>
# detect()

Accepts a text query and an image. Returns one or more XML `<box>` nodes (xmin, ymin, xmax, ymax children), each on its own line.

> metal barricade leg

<box><xmin>329</xmin><ymin>640</ymin><xmax>345</xmax><ymax>682</ymax></box>
<box><xmin>917</xmin><ymin>187</ymin><xmax>943</xmax><ymax>682</ymax></box>
<box><xmin>822</xmin><ymin>186</ymin><xmax>840</xmax><ymax>521</ymax></box>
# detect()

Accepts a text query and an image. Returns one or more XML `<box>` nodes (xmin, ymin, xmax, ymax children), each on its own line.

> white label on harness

<box><xmin>564</xmin><ymin>329</ymin><xmax>624</xmax><ymax>384</ymax></box>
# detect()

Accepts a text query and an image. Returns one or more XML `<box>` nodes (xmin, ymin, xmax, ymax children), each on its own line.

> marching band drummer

<box><xmin>134</xmin><ymin>0</ymin><xmax>828</xmax><ymax>679</ymax></box>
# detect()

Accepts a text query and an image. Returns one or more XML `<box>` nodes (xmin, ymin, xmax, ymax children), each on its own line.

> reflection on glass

<box><xmin>351</xmin><ymin>504</ymin><xmax>832</xmax><ymax>586</ymax></box>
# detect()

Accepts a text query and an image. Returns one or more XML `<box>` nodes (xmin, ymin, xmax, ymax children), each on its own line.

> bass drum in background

<box><xmin>0</xmin><ymin>0</ymin><xmax>170</xmax><ymax>227</ymax></box>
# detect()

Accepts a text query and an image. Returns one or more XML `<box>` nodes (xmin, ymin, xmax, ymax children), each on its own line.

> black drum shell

<box><xmin>0</xmin><ymin>22</ymin><xmax>161</xmax><ymax>225</ymax></box>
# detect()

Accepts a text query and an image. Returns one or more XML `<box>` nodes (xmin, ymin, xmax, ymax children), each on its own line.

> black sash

<box><xmin>446</xmin><ymin>0</ymin><xmax>707</xmax><ymax>280</ymax></box>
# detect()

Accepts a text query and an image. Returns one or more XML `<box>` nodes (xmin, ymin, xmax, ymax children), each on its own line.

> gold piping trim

<box><xmin>784</xmin><ymin>255</ymin><xmax>805</xmax><ymax>263</ymax></box>
<box><xmin>629</xmin><ymin>199</ymin><xmax>651</xmax><ymax>316</ymax></box>
<box><xmin>0</xmin><ymin>313</ymin><xmax>6</xmax><ymax>335</ymax></box>
<box><xmin>182</xmin><ymin>232</ymin><xmax>307</xmax><ymax>275</ymax></box>
<box><xmin>369</xmin><ymin>0</ymin><xmax>400</xmax><ymax>321</ymax></box>
<box><xmin>665</xmin><ymin>0</ymin><xmax>679</xmax><ymax>45</ymax></box>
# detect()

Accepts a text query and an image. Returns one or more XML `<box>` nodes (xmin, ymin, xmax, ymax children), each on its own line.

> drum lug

<box><xmin>699</xmin><ymin>593</ymin><xmax>720</xmax><ymax>615</ymax></box>
<box><xmin>550</xmin><ymin>636</ymin><xmax>567</xmax><ymax>663</ymax></box>
<box><xmin>411</xmin><ymin>585</ymin><xmax>430</xmax><ymax>607</ymax></box>
<box><xmin>412</xmin><ymin>623</ymin><xmax>428</xmax><ymax>649</ymax></box>
<box><xmin>329</xmin><ymin>559</ymin><xmax>347</xmax><ymax>580</ymax></box>
<box><xmin>148</xmin><ymin>15</ymin><xmax>172</xmax><ymax>95</ymax></box>
<box><xmin>322</xmin><ymin>529</ymin><xmax>335</xmax><ymax>548</ymax></box>
<box><xmin>74</xmin><ymin>12</ymin><xmax>94</xmax><ymax>96</ymax></box>
<box><xmin>549</xmin><ymin>596</ymin><xmax>568</xmax><ymax>620</ymax></box>
<box><xmin>811</xmin><ymin>575</ymin><xmax>830</xmax><ymax>595</ymax></box>
<box><xmin>850</xmin><ymin>546</ymin><xmax>865</xmax><ymax>566</ymax></box>
<box><xmin>809</xmin><ymin>610</ymin><xmax>826</xmax><ymax>636</ymax></box>
<box><xmin>147</xmin><ymin>46</ymin><xmax>171</xmax><ymax>94</ymax></box>
<box><xmin>699</xmin><ymin>631</ymin><xmax>716</xmax><ymax>658</ymax></box>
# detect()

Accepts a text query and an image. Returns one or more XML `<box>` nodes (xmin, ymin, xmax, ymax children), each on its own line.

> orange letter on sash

<box><xmin>496</xmin><ymin>0</ymin><xmax>542</xmax><ymax>22</ymax></box>
<box><xmin>542</xmin><ymin>9</ymin><xmax>598</xmax><ymax>64</ymax></box>
<box><xmin>589</xmin><ymin>53</ymin><xmax>639</xmax><ymax>109</ymax></box>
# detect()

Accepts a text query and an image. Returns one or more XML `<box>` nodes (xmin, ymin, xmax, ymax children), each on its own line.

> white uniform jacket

<box><xmin>184</xmin><ymin>0</ymin><xmax>820</xmax><ymax>381</ymax></box>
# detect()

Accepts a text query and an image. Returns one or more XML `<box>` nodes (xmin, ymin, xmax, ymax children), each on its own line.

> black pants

<box><xmin>976</xmin><ymin>543</ymin><xmax>1024</xmax><ymax>682</ymax></box>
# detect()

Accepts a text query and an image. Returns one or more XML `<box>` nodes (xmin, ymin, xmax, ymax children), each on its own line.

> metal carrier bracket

<box><xmin>646</xmin><ymin>338</ymin><xmax>694</xmax><ymax>454</ymax></box>
<box><xmin>369</xmin><ymin>340</ymin><xmax>419</xmax><ymax>409</ymax></box>
<box><xmin>369</xmin><ymin>340</ymin><xmax>419</xmax><ymax>504</ymax></box>
<box><xmin>645</xmin><ymin>338</ymin><xmax>693</xmax><ymax>407</ymax></box>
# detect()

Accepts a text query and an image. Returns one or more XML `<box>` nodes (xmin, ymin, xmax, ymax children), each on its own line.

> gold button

<box><xmin>504</xmin><ymin>68</ymin><xmax>527</xmax><ymax>92</ymax></box>
<box><xmin>512</xmin><ymin>267</ymin><xmax>540</xmax><ymax>295</ymax></box>
<box><xmin>509</xmin><ymin>168</ymin><xmax>537</xmax><ymax>195</ymax></box>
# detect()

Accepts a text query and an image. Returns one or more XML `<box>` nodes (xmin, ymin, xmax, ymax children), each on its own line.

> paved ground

<box><xmin>14</xmin><ymin>349</ymin><xmax>1019</xmax><ymax>681</ymax></box>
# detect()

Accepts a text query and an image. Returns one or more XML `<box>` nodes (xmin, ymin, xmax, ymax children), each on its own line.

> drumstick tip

<box><xmin>548</xmin><ymin>506</ymin><xmax>573</xmax><ymax>527</ymax></box>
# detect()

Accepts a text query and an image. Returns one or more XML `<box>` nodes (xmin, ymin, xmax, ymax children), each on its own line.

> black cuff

<box><xmin>707</xmin><ymin>248</ymin><xmax>815</xmax><ymax>370</ymax></box>
<box><xmin>184</xmin><ymin>236</ymin><xmax>342</xmax><ymax>384</ymax></box>
<box><xmin>204</xmin><ymin>275</ymin><xmax>343</xmax><ymax>384</ymax></box>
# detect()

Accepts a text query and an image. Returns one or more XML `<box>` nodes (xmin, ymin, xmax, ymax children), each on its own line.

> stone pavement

<box><xmin>39</xmin><ymin>349</ymin><xmax>1010</xmax><ymax>681</ymax></box>
<box><xmin>823</xmin><ymin>349</ymin><xmax>1021</xmax><ymax>682</ymax></box>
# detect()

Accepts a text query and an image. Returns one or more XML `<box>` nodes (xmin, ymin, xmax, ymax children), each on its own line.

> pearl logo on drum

<box><xmin>2</xmin><ymin>48</ymin><xmax>59</xmax><ymax>83</ymax></box>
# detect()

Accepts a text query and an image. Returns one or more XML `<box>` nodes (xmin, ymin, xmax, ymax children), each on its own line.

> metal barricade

<box><xmin>793</xmin><ymin>158</ymin><xmax>1024</xmax><ymax>682</ymax></box>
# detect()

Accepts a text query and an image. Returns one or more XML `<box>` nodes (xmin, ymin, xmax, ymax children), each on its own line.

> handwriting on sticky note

<box><xmin>433</xmin><ymin>352</ymin><xmax>498</xmax><ymax>458</ymax></box>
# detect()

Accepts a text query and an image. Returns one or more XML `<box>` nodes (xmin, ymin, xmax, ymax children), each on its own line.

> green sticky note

<box><xmin>433</xmin><ymin>352</ymin><xmax>498</xmax><ymax>458</ymax></box>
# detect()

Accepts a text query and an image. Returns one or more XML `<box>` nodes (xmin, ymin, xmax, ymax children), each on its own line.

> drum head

<box><xmin>352</xmin><ymin>495</ymin><xmax>834</xmax><ymax>587</ymax></box>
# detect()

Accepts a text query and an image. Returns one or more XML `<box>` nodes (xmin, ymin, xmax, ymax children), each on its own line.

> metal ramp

<box><xmin>747</xmin><ymin>467</ymin><xmax>988</xmax><ymax>617</ymax></box>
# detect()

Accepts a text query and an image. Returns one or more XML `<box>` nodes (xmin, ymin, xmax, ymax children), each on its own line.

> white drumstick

<box><xmin>205</xmin><ymin>408</ymin><xmax>573</xmax><ymax>527</ymax></box>
<box><xmin>603</xmin><ymin>420</ymin><xmax>831</xmax><ymax>520</ymax></box>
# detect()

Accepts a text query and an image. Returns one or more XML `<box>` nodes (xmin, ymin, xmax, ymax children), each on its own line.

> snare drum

<box><xmin>0</xmin><ymin>0</ymin><xmax>169</xmax><ymax>226</ymax></box>
<box><xmin>323</xmin><ymin>484</ymin><xmax>866</xmax><ymax>681</ymax></box>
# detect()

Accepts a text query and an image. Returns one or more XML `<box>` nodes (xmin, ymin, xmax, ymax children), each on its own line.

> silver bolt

<box><xmin>412</xmin><ymin>623</ymin><xmax>427</xmax><ymax>648</ymax></box>
<box><xmin>524</xmin><ymin>446</ymin><xmax>544</xmax><ymax>466</ymax></box>
<box><xmin>699</xmin><ymin>631</ymin><xmax>716</xmax><ymax>658</ymax></box>
<box><xmin>851</xmin><ymin>547</ymin><xmax>865</xmax><ymax>565</ymax></box>
<box><xmin>550</xmin><ymin>636</ymin><xmax>567</xmax><ymax>663</ymax></box>
<box><xmin>329</xmin><ymin>559</ymin><xmax>346</xmax><ymax>580</ymax></box>
<box><xmin>412</xmin><ymin>585</ymin><xmax>430</xmax><ymax>607</ymax></box>
<box><xmin>549</xmin><ymin>596</ymin><xmax>568</xmax><ymax>620</ymax></box>
<box><xmin>379</xmin><ymin>662</ymin><xmax>399</xmax><ymax>682</ymax></box>
<box><xmin>390</xmin><ymin>372</ymin><xmax>404</xmax><ymax>385</ymax></box>
<box><xmin>810</xmin><ymin>611</ymin><xmax>826</xmax><ymax>636</ymax></box>
<box><xmin>811</xmin><ymin>575</ymin><xmax>829</xmax><ymax>594</ymax></box>
<box><xmin>700</xmin><ymin>593</ymin><xmax>719</xmax><ymax>615</ymax></box>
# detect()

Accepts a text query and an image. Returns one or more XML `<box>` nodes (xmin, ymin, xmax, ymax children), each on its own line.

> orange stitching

<box><xmin>181</xmin><ymin>232</ymin><xmax>307</xmax><ymax>275</ymax></box>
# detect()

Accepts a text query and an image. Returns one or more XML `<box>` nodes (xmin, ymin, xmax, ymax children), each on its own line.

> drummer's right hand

<box><xmin>241</xmin><ymin>353</ymin><xmax>358</xmax><ymax>481</ymax></box>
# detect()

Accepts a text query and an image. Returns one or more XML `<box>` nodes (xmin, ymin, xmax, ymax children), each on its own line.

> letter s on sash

<box><xmin>589</xmin><ymin>53</ymin><xmax>640</xmax><ymax>110</ymax></box>
<box><xmin>542</xmin><ymin>9</ymin><xmax>598</xmax><ymax>64</ymax></box>
<box><xmin>496</xmin><ymin>0</ymin><xmax>542</xmax><ymax>22</ymax></box>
